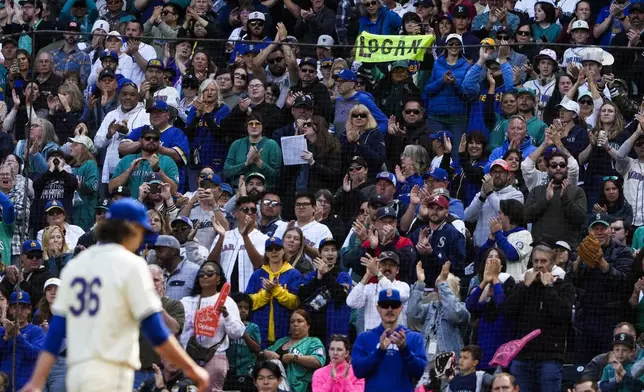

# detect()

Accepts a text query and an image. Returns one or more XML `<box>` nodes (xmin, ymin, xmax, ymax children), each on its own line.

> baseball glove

<box><xmin>577</xmin><ymin>234</ymin><xmax>603</xmax><ymax>268</ymax></box>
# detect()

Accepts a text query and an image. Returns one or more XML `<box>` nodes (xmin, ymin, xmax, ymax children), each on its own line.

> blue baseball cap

<box><xmin>171</xmin><ymin>216</ymin><xmax>194</xmax><ymax>229</ymax></box>
<box><xmin>378</xmin><ymin>288</ymin><xmax>402</xmax><ymax>304</ymax></box>
<box><xmin>423</xmin><ymin>167</ymin><xmax>449</xmax><ymax>182</ymax></box>
<box><xmin>333</xmin><ymin>69</ymin><xmax>357</xmax><ymax>82</ymax></box>
<box><xmin>22</xmin><ymin>240</ymin><xmax>42</xmax><ymax>253</ymax></box>
<box><xmin>105</xmin><ymin>198</ymin><xmax>154</xmax><ymax>231</ymax></box>
<box><xmin>200</xmin><ymin>173</ymin><xmax>222</xmax><ymax>186</ymax></box>
<box><xmin>376</xmin><ymin>206</ymin><xmax>397</xmax><ymax>220</ymax></box>
<box><xmin>429</xmin><ymin>130</ymin><xmax>454</xmax><ymax>142</ymax></box>
<box><xmin>376</xmin><ymin>171</ymin><xmax>397</xmax><ymax>187</ymax></box>
<box><xmin>265</xmin><ymin>236</ymin><xmax>284</xmax><ymax>248</ymax></box>
<box><xmin>146</xmin><ymin>59</ymin><xmax>164</xmax><ymax>69</ymax></box>
<box><xmin>100</xmin><ymin>50</ymin><xmax>119</xmax><ymax>61</ymax></box>
<box><xmin>146</xmin><ymin>100</ymin><xmax>169</xmax><ymax>113</ymax></box>
<box><xmin>45</xmin><ymin>200</ymin><xmax>65</xmax><ymax>213</ymax></box>
<box><xmin>10</xmin><ymin>291</ymin><xmax>31</xmax><ymax>305</ymax></box>
<box><xmin>220</xmin><ymin>183</ymin><xmax>233</xmax><ymax>195</ymax></box>
<box><xmin>319</xmin><ymin>237</ymin><xmax>338</xmax><ymax>249</ymax></box>
<box><xmin>117</xmin><ymin>78</ymin><xmax>138</xmax><ymax>93</ymax></box>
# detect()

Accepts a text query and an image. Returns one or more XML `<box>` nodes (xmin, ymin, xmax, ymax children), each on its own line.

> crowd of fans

<box><xmin>0</xmin><ymin>0</ymin><xmax>642</xmax><ymax>391</ymax></box>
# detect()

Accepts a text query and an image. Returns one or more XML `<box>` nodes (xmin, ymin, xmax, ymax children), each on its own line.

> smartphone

<box><xmin>149</xmin><ymin>183</ymin><xmax>162</xmax><ymax>194</ymax></box>
<box><xmin>239</xmin><ymin>92</ymin><xmax>249</xmax><ymax>99</ymax></box>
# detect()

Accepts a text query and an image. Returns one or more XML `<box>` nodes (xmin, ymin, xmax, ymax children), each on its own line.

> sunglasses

<box><xmin>578</xmin><ymin>100</ymin><xmax>593</xmax><ymax>105</ymax></box>
<box><xmin>262</xmin><ymin>199</ymin><xmax>281</xmax><ymax>207</ymax></box>
<box><xmin>364</xmin><ymin>0</ymin><xmax>378</xmax><ymax>5</ymax></box>
<box><xmin>300</xmin><ymin>68</ymin><xmax>317</xmax><ymax>74</ymax></box>
<box><xmin>197</xmin><ymin>270</ymin><xmax>217</xmax><ymax>278</ymax></box>
<box><xmin>239</xmin><ymin>206</ymin><xmax>258</xmax><ymax>214</ymax></box>
<box><xmin>247</xmin><ymin>120</ymin><xmax>262</xmax><ymax>127</ymax></box>
<box><xmin>378</xmin><ymin>301</ymin><xmax>402</xmax><ymax>309</ymax></box>
<box><xmin>234</xmin><ymin>73</ymin><xmax>247</xmax><ymax>80</ymax></box>
<box><xmin>603</xmin><ymin>175</ymin><xmax>619</xmax><ymax>181</ymax></box>
<box><xmin>268</xmin><ymin>57</ymin><xmax>284</xmax><ymax>64</ymax></box>
<box><xmin>405</xmin><ymin>109</ymin><xmax>421</xmax><ymax>115</ymax></box>
<box><xmin>143</xmin><ymin>136</ymin><xmax>160</xmax><ymax>142</ymax></box>
<box><xmin>352</xmin><ymin>113</ymin><xmax>367</xmax><ymax>119</ymax></box>
<box><xmin>516</xmin><ymin>30</ymin><xmax>531</xmax><ymax>36</ymax></box>
<box><xmin>302</xmin><ymin>121</ymin><xmax>313</xmax><ymax>128</ymax></box>
<box><xmin>296</xmin><ymin>202</ymin><xmax>312</xmax><ymax>208</ymax></box>
<box><xmin>549</xmin><ymin>162</ymin><xmax>567</xmax><ymax>169</ymax></box>
<box><xmin>349</xmin><ymin>165</ymin><xmax>364</xmax><ymax>172</ymax></box>
<box><xmin>25</xmin><ymin>253</ymin><xmax>42</xmax><ymax>260</ymax></box>
<box><xmin>266</xmin><ymin>246</ymin><xmax>282</xmax><ymax>252</ymax></box>
<box><xmin>446</xmin><ymin>43</ymin><xmax>461</xmax><ymax>47</ymax></box>
<box><xmin>249</xmin><ymin>21</ymin><xmax>264</xmax><ymax>27</ymax></box>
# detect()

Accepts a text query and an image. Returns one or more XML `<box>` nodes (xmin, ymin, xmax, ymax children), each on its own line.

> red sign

<box><xmin>195</xmin><ymin>283</ymin><xmax>231</xmax><ymax>337</ymax></box>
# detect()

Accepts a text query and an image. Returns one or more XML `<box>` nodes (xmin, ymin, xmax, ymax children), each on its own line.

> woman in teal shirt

<box><xmin>69</xmin><ymin>134</ymin><xmax>99</xmax><ymax>231</ymax></box>
<box><xmin>532</xmin><ymin>1</ymin><xmax>562</xmax><ymax>43</ymax></box>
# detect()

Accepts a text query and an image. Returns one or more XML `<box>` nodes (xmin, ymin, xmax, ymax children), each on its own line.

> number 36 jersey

<box><xmin>52</xmin><ymin>243</ymin><xmax>162</xmax><ymax>369</ymax></box>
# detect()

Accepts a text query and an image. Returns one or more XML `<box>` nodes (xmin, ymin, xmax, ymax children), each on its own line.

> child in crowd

<box><xmin>599</xmin><ymin>333</ymin><xmax>644</xmax><ymax>392</ymax></box>
<box><xmin>226</xmin><ymin>292</ymin><xmax>262</xmax><ymax>390</ymax></box>
<box><xmin>446</xmin><ymin>345</ymin><xmax>495</xmax><ymax>392</ymax></box>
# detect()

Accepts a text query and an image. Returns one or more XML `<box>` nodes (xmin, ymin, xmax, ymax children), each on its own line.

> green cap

<box><xmin>391</xmin><ymin>60</ymin><xmax>409</xmax><ymax>70</ymax></box>
<box><xmin>516</xmin><ymin>87</ymin><xmax>536</xmax><ymax>98</ymax></box>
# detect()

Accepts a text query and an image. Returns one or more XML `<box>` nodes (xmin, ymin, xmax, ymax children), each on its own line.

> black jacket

<box><xmin>503</xmin><ymin>277</ymin><xmax>575</xmax><ymax>361</ymax></box>
<box><xmin>1</xmin><ymin>266</ymin><xmax>54</xmax><ymax>308</ymax></box>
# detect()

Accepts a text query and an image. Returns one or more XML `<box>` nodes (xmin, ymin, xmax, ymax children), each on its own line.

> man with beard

<box><xmin>17</xmin><ymin>0</ymin><xmax>57</xmax><ymax>55</ymax></box>
<box><xmin>122</xmin><ymin>20</ymin><xmax>157</xmax><ymax>86</ymax></box>
<box><xmin>346</xmin><ymin>251</ymin><xmax>411</xmax><ymax>331</ymax></box>
<box><xmin>109</xmin><ymin>125</ymin><xmax>179</xmax><ymax>199</ymax></box>
<box><xmin>258</xmin><ymin>190</ymin><xmax>288</xmax><ymax>239</ymax></box>
<box><xmin>515</xmin><ymin>88</ymin><xmax>546</xmax><ymax>145</ymax></box>
<box><xmin>524</xmin><ymin>151</ymin><xmax>587</xmax><ymax>248</ymax></box>
<box><xmin>411</xmin><ymin>195</ymin><xmax>466</xmax><ymax>284</ymax></box>
<box><xmin>333</xmin><ymin>156</ymin><xmax>375</xmax><ymax>230</ymax></box>
<box><xmin>222</xmin><ymin>173</ymin><xmax>266</xmax><ymax>223</ymax></box>
<box><xmin>568</xmin><ymin>214</ymin><xmax>633</xmax><ymax>364</ymax></box>
<box><xmin>229</xmin><ymin>11</ymin><xmax>271</xmax><ymax>64</ymax></box>
<box><xmin>94</xmin><ymin>79</ymin><xmax>150</xmax><ymax>189</ymax></box>
<box><xmin>299</xmin><ymin>237</ymin><xmax>353</xmax><ymax>344</ymax></box>
<box><xmin>168</xmin><ymin>216</ymin><xmax>210</xmax><ymax>265</ymax></box>
<box><xmin>465</xmin><ymin>159</ymin><xmax>524</xmax><ymax>247</ymax></box>
<box><xmin>119</xmin><ymin>100</ymin><xmax>189</xmax><ymax>191</ymax></box>
<box><xmin>138</xmin><ymin>59</ymin><xmax>180</xmax><ymax>111</ymax></box>
<box><xmin>272</xmin><ymin>95</ymin><xmax>314</xmax><ymax>146</ymax></box>
<box><xmin>385</xmin><ymin>99</ymin><xmax>432</xmax><ymax>171</ymax></box>
<box><xmin>252</xmin><ymin>25</ymin><xmax>299</xmax><ymax>108</ymax></box>
<box><xmin>208</xmin><ymin>196</ymin><xmax>268</xmax><ymax>293</ymax></box>
<box><xmin>153</xmin><ymin>234</ymin><xmax>200</xmax><ymax>301</ymax></box>
<box><xmin>35</xmin><ymin>52</ymin><xmax>63</xmax><ymax>100</ymax></box>
<box><xmin>88</xmin><ymin>31</ymin><xmax>135</xmax><ymax>87</ymax></box>
<box><xmin>289</xmin><ymin>57</ymin><xmax>333</xmax><ymax>122</ymax></box>
<box><xmin>51</xmin><ymin>21</ymin><xmax>91</xmax><ymax>88</ymax></box>
<box><xmin>612</xmin><ymin>2</ymin><xmax>644</xmax><ymax>98</ymax></box>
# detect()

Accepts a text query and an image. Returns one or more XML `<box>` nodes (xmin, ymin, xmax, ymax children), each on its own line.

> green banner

<box><xmin>355</xmin><ymin>32</ymin><xmax>435</xmax><ymax>63</ymax></box>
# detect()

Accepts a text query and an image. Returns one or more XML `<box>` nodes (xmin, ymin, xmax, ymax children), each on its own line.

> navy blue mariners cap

<box><xmin>319</xmin><ymin>237</ymin><xmax>337</xmax><ymax>249</ymax></box>
<box><xmin>376</xmin><ymin>171</ymin><xmax>397</xmax><ymax>187</ymax></box>
<box><xmin>100</xmin><ymin>49</ymin><xmax>119</xmax><ymax>61</ymax></box>
<box><xmin>429</xmin><ymin>130</ymin><xmax>454</xmax><ymax>142</ymax></box>
<box><xmin>299</xmin><ymin>57</ymin><xmax>318</xmax><ymax>68</ymax></box>
<box><xmin>376</xmin><ymin>206</ymin><xmax>397</xmax><ymax>220</ymax></box>
<box><xmin>106</xmin><ymin>198</ymin><xmax>154</xmax><ymax>231</ymax></box>
<box><xmin>368</xmin><ymin>194</ymin><xmax>388</xmax><ymax>208</ymax></box>
<box><xmin>293</xmin><ymin>95</ymin><xmax>314</xmax><ymax>109</ymax></box>
<box><xmin>613</xmin><ymin>333</ymin><xmax>635</xmax><ymax>349</ymax></box>
<box><xmin>423</xmin><ymin>167</ymin><xmax>449</xmax><ymax>182</ymax></box>
<box><xmin>333</xmin><ymin>69</ymin><xmax>357</xmax><ymax>82</ymax></box>
<box><xmin>146</xmin><ymin>59</ymin><xmax>164</xmax><ymax>70</ymax></box>
<box><xmin>10</xmin><ymin>291</ymin><xmax>31</xmax><ymax>305</ymax></box>
<box><xmin>22</xmin><ymin>240</ymin><xmax>42</xmax><ymax>253</ymax></box>
<box><xmin>265</xmin><ymin>236</ymin><xmax>284</xmax><ymax>248</ymax></box>
<box><xmin>171</xmin><ymin>216</ymin><xmax>194</xmax><ymax>229</ymax></box>
<box><xmin>200</xmin><ymin>172</ymin><xmax>222</xmax><ymax>185</ymax></box>
<box><xmin>99</xmin><ymin>68</ymin><xmax>116</xmax><ymax>80</ymax></box>
<box><xmin>146</xmin><ymin>100</ymin><xmax>169</xmax><ymax>113</ymax></box>
<box><xmin>589</xmin><ymin>212</ymin><xmax>612</xmax><ymax>228</ymax></box>
<box><xmin>46</xmin><ymin>148</ymin><xmax>66</xmax><ymax>160</ymax></box>
<box><xmin>96</xmin><ymin>198</ymin><xmax>112</xmax><ymax>210</ymax></box>
<box><xmin>182</xmin><ymin>73</ymin><xmax>199</xmax><ymax>88</ymax></box>
<box><xmin>145</xmin><ymin>172</ymin><xmax>163</xmax><ymax>185</ymax></box>
<box><xmin>45</xmin><ymin>200</ymin><xmax>65</xmax><ymax>213</ymax></box>
<box><xmin>378</xmin><ymin>288</ymin><xmax>402</xmax><ymax>304</ymax></box>
<box><xmin>111</xmin><ymin>185</ymin><xmax>131</xmax><ymax>197</ymax></box>
<box><xmin>220</xmin><ymin>183</ymin><xmax>233</xmax><ymax>195</ymax></box>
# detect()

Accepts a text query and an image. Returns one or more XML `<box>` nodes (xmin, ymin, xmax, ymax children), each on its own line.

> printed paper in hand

<box><xmin>281</xmin><ymin>135</ymin><xmax>308</xmax><ymax>165</ymax></box>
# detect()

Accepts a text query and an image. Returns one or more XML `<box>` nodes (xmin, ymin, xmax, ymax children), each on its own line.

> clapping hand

<box><xmin>360</xmin><ymin>253</ymin><xmax>379</xmax><ymax>277</ymax></box>
<box><xmin>261</xmin><ymin>277</ymin><xmax>278</xmax><ymax>291</ymax></box>
<box><xmin>416</xmin><ymin>227</ymin><xmax>432</xmax><ymax>255</ymax></box>
<box><xmin>314</xmin><ymin>257</ymin><xmax>330</xmax><ymax>278</ymax></box>
<box><xmin>436</xmin><ymin>261</ymin><xmax>451</xmax><ymax>284</ymax></box>
<box><xmin>416</xmin><ymin>261</ymin><xmax>426</xmax><ymax>283</ymax></box>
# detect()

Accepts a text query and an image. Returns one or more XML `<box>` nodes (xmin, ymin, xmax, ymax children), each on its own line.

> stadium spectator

<box><xmin>154</xmin><ymin>235</ymin><xmax>199</xmax><ymax>301</ymax></box>
<box><xmin>224</xmin><ymin>292</ymin><xmax>261</xmax><ymax>391</ymax></box>
<box><xmin>41</xmin><ymin>225</ymin><xmax>72</xmax><ymax>276</ymax></box>
<box><xmin>311</xmin><ymin>334</ymin><xmax>364</xmax><ymax>391</ymax></box>
<box><xmin>581</xmin><ymin>322</ymin><xmax>640</xmax><ymax>381</ymax></box>
<box><xmin>339</xmin><ymin>105</ymin><xmax>386</xmax><ymax>179</ymax></box>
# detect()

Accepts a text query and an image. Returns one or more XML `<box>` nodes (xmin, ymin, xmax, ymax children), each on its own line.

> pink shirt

<box><xmin>312</xmin><ymin>361</ymin><xmax>365</xmax><ymax>392</ymax></box>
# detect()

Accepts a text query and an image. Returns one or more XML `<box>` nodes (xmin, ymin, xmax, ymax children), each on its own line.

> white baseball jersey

<box><xmin>212</xmin><ymin>228</ymin><xmax>268</xmax><ymax>293</ymax></box>
<box><xmin>296</xmin><ymin>220</ymin><xmax>333</xmax><ymax>251</ymax></box>
<box><xmin>52</xmin><ymin>243</ymin><xmax>162</xmax><ymax>369</ymax></box>
<box><xmin>505</xmin><ymin>229</ymin><xmax>534</xmax><ymax>281</ymax></box>
<box><xmin>616</xmin><ymin>157</ymin><xmax>644</xmax><ymax>227</ymax></box>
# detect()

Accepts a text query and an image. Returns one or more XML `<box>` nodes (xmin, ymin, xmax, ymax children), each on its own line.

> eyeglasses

<box><xmin>247</xmin><ymin>120</ymin><xmax>262</xmax><ymax>127</ymax></box>
<box><xmin>378</xmin><ymin>301</ymin><xmax>402</xmax><ymax>309</ymax></box>
<box><xmin>364</xmin><ymin>1</ymin><xmax>379</xmax><ymax>6</ymax></box>
<box><xmin>302</xmin><ymin>121</ymin><xmax>313</xmax><ymax>128</ymax></box>
<box><xmin>348</xmin><ymin>165</ymin><xmax>364</xmax><ymax>172</ymax></box>
<box><xmin>549</xmin><ymin>162</ymin><xmax>567</xmax><ymax>169</ymax></box>
<box><xmin>25</xmin><ymin>253</ymin><xmax>42</xmax><ymax>260</ymax></box>
<box><xmin>197</xmin><ymin>270</ymin><xmax>217</xmax><ymax>278</ymax></box>
<box><xmin>352</xmin><ymin>113</ymin><xmax>367</xmax><ymax>119</ymax></box>
<box><xmin>239</xmin><ymin>206</ymin><xmax>258</xmax><ymax>214</ymax></box>
<box><xmin>161</xmin><ymin>10</ymin><xmax>176</xmax><ymax>15</ymax></box>
<box><xmin>262</xmin><ymin>199</ymin><xmax>281</xmax><ymax>207</ymax></box>
<box><xmin>603</xmin><ymin>175</ymin><xmax>619</xmax><ymax>181</ymax></box>
<box><xmin>234</xmin><ymin>73</ymin><xmax>247</xmax><ymax>80</ymax></box>
<box><xmin>267</xmin><ymin>57</ymin><xmax>284</xmax><ymax>64</ymax></box>
<box><xmin>295</xmin><ymin>202</ymin><xmax>312</xmax><ymax>208</ymax></box>
<box><xmin>404</xmin><ymin>109</ymin><xmax>421</xmax><ymax>115</ymax></box>
<box><xmin>578</xmin><ymin>100</ymin><xmax>593</xmax><ymax>105</ymax></box>
<box><xmin>249</xmin><ymin>84</ymin><xmax>264</xmax><ymax>89</ymax></box>
<box><xmin>300</xmin><ymin>68</ymin><xmax>317</xmax><ymax>74</ymax></box>
<box><xmin>249</xmin><ymin>21</ymin><xmax>264</xmax><ymax>27</ymax></box>
<box><xmin>143</xmin><ymin>136</ymin><xmax>160</xmax><ymax>142</ymax></box>
<box><xmin>516</xmin><ymin>30</ymin><xmax>531</xmax><ymax>36</ymax></box>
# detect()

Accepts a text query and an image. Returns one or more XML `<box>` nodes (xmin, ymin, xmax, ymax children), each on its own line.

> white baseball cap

<box><xmin>534</xmin><ymin>48</ymin><xmax>557</xmax><ymax>63</ymax></box>
<box><xmin>248</xmin><ymin>11</ymin><xmax>266</xmax><ymax>21</ymax></box>
<box><xmin>106</xmin><ymin>30</ymin><xmax>122</xmax><ymax>40</ymax></box>
<box><xmin>317</xmin><ymin>35</ymin><xmax>334</xmax><ymax>49</ymax></box>
<box><xmin>445</xmin><ymin>33</ymin><xmax>463</xmax><ymax>45</ymax></box>
<box><xmin>555</xmin><ymin>241</ymin><xmax>571</xmax><ymax>252</ymax></box>
<box><xmin>92</xmin><ymin>20</ymin><xmax>109</xmax><ymax>33</ymax></box>
<box><xmin>571</xmin><ymin>20</ymin><xmax>589</xmax><ymax>30</ymax></box>
<box><xmin>44</xmin><ymin>278</ymin><xmax>61</xmax><ymax>290</ymax></box>
<box><xmin>580</xmin><ymin>47</ymin><xmax>614</xmax><ymax>66</ymax></box>
<box><xmin>556</xmin><ymin>100</ymin><xmax>580</xmax><ymax>116</ymax></box>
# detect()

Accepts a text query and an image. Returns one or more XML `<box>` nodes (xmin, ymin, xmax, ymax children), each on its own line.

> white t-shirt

<box><xmin>121</xmin><ymin>42</ymin><xmax>157</xmax><ymax>87</ymax></box>
<box><xmin>52</xmin><ymin>243</ymin><xmax>162</xmax><ymax>369</ymax></box>
<box><xmin>265</xmin><ymin>71</ymin><xmax>292</xmax><ymax>109</ymax></box>
<box><xmin>296</xmin><ymin>220</ymin><xmax>333</xmax><ymax>252</ymax></box>
<box><xmin>179</xmin><ymin>294</ymin><xmax>245</xmax><ymax>350</ymax></box>
<box><xmin>37</xmin><ymin>223</ymin><xmax>85</xmax><ymax>249</ymax></box>
<box><xmin>505</xmin><ymin>229</ymin><xmax>534</xmax><ymax>281</ymax></box>
<box><xmin>212</xmin><ymin>228</ymin><xmax>268</xmax><ymax>292</ymax></box>
<box><xmin>188</xmin><ymin>205</ymin><xmax>218</xmax><ymax>250</ymax></box>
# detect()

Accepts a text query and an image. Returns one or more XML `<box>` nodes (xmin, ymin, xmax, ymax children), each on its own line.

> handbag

<box><xmin>186</xmin><ymin>296</ymin><xmax>226</xmax><ymax>366</ymax></box>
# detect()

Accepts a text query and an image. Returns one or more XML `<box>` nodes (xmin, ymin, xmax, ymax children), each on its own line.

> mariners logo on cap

<box><xmin>31</xmin><ymin>241</ymin><xmax>36</xmax><ymax>247</ymax></box>
<box><xmin>102</xmin><ymin>200</ymin><xmax>108</xmax><ymax>206</ymax></box>
<box><xmin>386</xmin><ymin>289</ymin><xmax>393</xmax><ymax>297</ymax></box>
<box><xmin>270</xmin><ymin>237</ymin><xmax>277</xmax><ymax>242</ymax></box>
<box><xmin>51</xmin><ymin>201</ymin><xmax>58</xmax><ymax>206</ymax></box>
<box><xmin>17</xmin><ymin>292</ymin><xmax>22</xmax><ymax>300</ymax></box>
<box><xmin>596</xmin><ymin>213</ymin><xmax>601</xmax><ymax>220</ymax></box>
<box><xmin>147</xmin><ymin>59</ymin><xmax>163</xmax><ymax>67</ymax></box>
<box><xmin>118</xmin><ymin>186</ymin><xmax>124</xmax><ymax>192</ymax></box>
<box><xmin>324</xmin><ymin>237</ymin><xmax>332</xmax><ymax>241</ymax></box>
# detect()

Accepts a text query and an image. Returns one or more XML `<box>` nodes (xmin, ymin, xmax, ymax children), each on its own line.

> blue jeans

<box><xmin>133</xmin><ymin>369</ymin><xmax>156</xmax><ymax>390</ymax></box>
<box><xmin>426</xmin><ymin>116</ymin><xmax>468</xmax><ymax>161</ymax></box>
<box><xmin>510</xmin><ymin>359</ymin><xmax>563</xmax><ymax>392</ymax></box>
<box><xmin>43</xmin><ymin>356</ymin><xmax>66</xmax><ymax>392</ymax></box>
